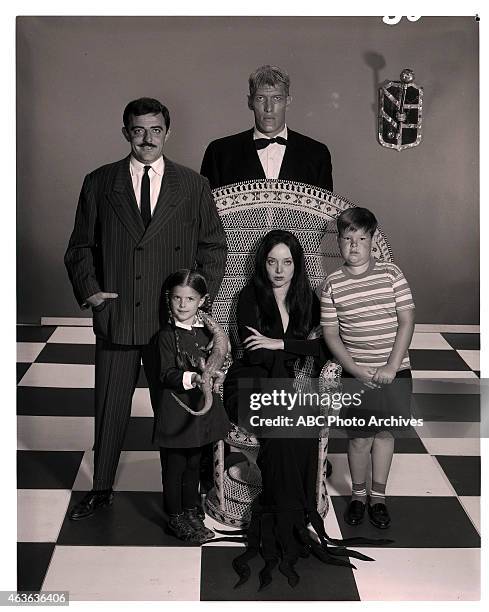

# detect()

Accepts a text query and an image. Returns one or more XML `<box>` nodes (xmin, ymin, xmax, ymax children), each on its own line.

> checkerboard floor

<box><xmin>16</xmin><ymin>325</ymin><xmax>481</xmax><ymax>601</ymax></box>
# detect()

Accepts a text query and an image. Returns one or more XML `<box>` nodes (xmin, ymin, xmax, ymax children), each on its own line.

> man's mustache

<box><xmin>139</xmin><ymin>143</ymin><xmax>156</xmax><ymax>148</ymax></box>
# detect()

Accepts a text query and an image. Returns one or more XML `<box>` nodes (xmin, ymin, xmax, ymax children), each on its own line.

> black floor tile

<box><xmin>328</xmin><ymin>430</ymin><xmax>426</xmax><ymax>454</ymax></box>
<box><xmin>331</xmin><ymin>496</ymin><xmax>480</xmax><ymax>548</ymax></box>
<box><xmin>17</xmin><ymin>451</ymin><xmax>84</xmax><ymax>489</ymax></box>
<box><xmin>17</xmin><ymin>326</ymin><xmax>56</xmax><ymax>342</ymax></box>
<box><xmin>17</xmin><ymin>542</ymin><xmax>55</xmax><ymax>591</ymax></box>
<box><xmin>409</xmin><ymin>350</ymin><xmax>471</xmax><ymax>371</ymax></box>
<box><xmin>122</xmin><ymin>417</ymin><xmax>157</xmax><ymax>450</ymax></box>
<box><xmin>441</xmin><ymin>333</ymin><xmax>480</xmax><ymax>351</ymax></box>
<box><xmin>435</xmin><ymin>456</ymin><xmax>481</xmax><ymax>496</ymax></box>
<box><xmin>200</xmin><ymin>545</ymin><xmax>360</xmax><ymax>601</ymax></box>
<box><xmin>17</xmin><ymin>388</ymin><xmax>95</xmax><ymax>416</ymax></box>
<box><xmin>17</xmin><ymin>363</ymin><xmax>31</xmax><ymax>384</ymax></box>
<box><xmin>35</xmin><ymin>344</ymin><xmax>95</xmax><ymax>365</ymax></box>
<box><xmin>58</xmin><ymin>491</ymin><xmax>195</xmax><ymax>546</ymax></box>
<box><xmin>412</xmin><ymin>394</ymin><xmax>480</xmax><ymax>422</ymax></box>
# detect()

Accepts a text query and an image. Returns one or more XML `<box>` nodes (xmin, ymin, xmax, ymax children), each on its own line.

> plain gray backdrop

<box><xmin>16</xmin><ymin>16</ymin><xmax>479</xmax><ymax>324</ymax></box>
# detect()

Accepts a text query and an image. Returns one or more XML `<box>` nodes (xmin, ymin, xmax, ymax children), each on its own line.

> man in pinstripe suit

<box><xmin>65</xmin><ymin>98</ymin><xmax>227</xmax><ymax>520</ymax></box>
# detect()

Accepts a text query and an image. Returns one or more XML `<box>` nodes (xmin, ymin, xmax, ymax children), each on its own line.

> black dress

<box><xmin>224</xmin><ymin>284</ymin><xmax>346</xmax><ymax>585</ymax></box>
<box><xmin>154</xmin><ymin>323</ymin><xmax>230</xmax><ymax>448</ymax></box>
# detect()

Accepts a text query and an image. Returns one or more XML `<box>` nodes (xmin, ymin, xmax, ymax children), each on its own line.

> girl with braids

<box><xmin>154</xmin><ymin>269</ymin><xmax>230</xmax><ymax>544</ymax></box>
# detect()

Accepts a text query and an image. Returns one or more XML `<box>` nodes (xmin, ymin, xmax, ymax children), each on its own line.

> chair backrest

<box><xmin>212</xmin><ymin>180</ymin><xmax>393</xmax><ymax>352</ymax></box>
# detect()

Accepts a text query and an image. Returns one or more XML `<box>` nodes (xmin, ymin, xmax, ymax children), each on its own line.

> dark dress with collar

<box><xmin>201</xmin><ymin>128</ymin><xmax>333</xmax><ymax>191</ymax></box>
<box><xmin>154</xmin><ymin>323</ymin><xmax>230</xmax><ymax>448</ymax></box>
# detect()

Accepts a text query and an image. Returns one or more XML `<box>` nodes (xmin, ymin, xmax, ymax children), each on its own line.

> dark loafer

<box><xmin>368</xmin><ymin>502</ymin><xmax>391</xmax><ymax>529</ymax></box>
<box><xmin>69</xmin><ymin>490</ymin><xmax>114</xmax><ymax>521</ymax></box>
<box><xmin>344</xmin><ymin>500</ymin><xmax>365</xmax><ymax>526</ymax></box>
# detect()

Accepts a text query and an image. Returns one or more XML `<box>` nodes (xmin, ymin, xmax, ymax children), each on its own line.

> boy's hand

<box><xmin>372</xmin><ymin>365</ymin><xmax>397</xmax><ymax>385</ymax></box>
<box><xmin>354</xmin><ymin>366</ymin><xmax>380</xmax><ymax>389</ymax></box>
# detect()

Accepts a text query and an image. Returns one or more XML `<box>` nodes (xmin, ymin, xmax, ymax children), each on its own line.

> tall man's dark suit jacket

<box><xmin>65</xmin><ymin>155</ymin><xmax>227</xmax><ymax>344</ymax></box>
<box><xmin>200</xmin><ymin>128</ymin><xmax>333</xmax><ymax>191</ymax></box>
<box><xmin>65</xmin><ymin>155</ymin><xmax>227</xmax><ymax>490</ymax></box>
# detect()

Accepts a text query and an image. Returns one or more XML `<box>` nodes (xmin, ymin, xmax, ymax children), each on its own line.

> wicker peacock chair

<box><xmin>204</xmin><ymin>180</ymin><xmax>393</xmax><ymax>527</ymax></box>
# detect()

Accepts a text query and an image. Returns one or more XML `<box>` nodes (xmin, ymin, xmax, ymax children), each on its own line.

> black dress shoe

<box><xmin>344</xmin><ymin>500</ymin><xmax>366</xmax><ymax>526</ymax></box>
<box><xmin>326</xmin><ymin>459</ymin><xmax>333</xmax><ymax>478</ymax></box>
<box><xmin>368</xmin><ymin>502</ymin><xmax>391</xmax><ymax>529</ymax></box>
<box><xmin>69</xmin><ymin>490</ymin><xmax>114</xmax><ymax>521</ymax></box>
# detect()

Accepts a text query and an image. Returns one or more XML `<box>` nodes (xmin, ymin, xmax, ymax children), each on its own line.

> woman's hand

<box><xmin>243</xmin><ymin>326</ymin><xmax>284</xmax><ymax>351</ymax></box>
<box><xmin>372</xmin><ymin>364</ymin><xmax>397</xmax><ymax>385</ymax></box>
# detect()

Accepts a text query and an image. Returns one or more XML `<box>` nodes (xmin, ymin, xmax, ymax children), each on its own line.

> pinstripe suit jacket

<box><xmin>65</xmin><ymin>155</ymin><xmax>227</xmax><ymax>346</ymax></box>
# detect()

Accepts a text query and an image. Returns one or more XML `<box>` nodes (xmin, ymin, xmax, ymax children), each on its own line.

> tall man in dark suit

<box><xmin>201</xmin><ymin>65</ymin><xmax>333</xmax><ymax>478</ymax></box>
<box><xmin>201</xmin><ymin>64</ymin><xmax>333</xmax><ymax>190</ymax></box>
<box><xmin>65</xmin><ymin>98</ymin><xmax>227</xmax><ymax>520</ymax></box>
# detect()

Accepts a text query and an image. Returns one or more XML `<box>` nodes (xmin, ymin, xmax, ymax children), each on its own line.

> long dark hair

<box><xmin>252</xmin><ymin>230</ymin><xmax>313</xmax><ymax>338</ymax></box>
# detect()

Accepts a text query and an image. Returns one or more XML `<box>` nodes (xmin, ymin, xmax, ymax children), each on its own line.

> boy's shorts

<box><xmin>339</xmin><ymin>369</ymin><xmax>413</xmax><ymax>438</ymax></box>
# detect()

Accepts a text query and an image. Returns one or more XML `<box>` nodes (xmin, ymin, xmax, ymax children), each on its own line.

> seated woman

<box><xmin>223</xmin><ymin>230</ymin><xmax>381</xmax><ymax>589</ymax></box>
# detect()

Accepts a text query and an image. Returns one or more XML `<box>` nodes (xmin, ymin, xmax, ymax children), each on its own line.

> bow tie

<box><xmin>254</xmin><ymin>136</ymin><xmax>288</xmax><ymax>150</ymax></box>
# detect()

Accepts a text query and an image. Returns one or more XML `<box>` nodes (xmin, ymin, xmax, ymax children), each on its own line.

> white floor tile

<box><xmin>457</xmin><ymin>350</ymin><xmax>480</xmax><ymax>371</ymax></box>
<box><xmin>458</xmin><ymin>496</ymin><xmax>480</xmax><ymax>534</ymax></box>
<box><xmin>47</xmin><ymin>327</ymin><xmax>96</xmax><ymax>344</ymax></box>
<box><xmin>326</xmin><ymin>453</ymin><xmax>453</xmax><ymax>496</ymax></box>
<box><xmin>420</xmin><ymin>437</ymin><xmax>480</xmax><ymax>457</ymax></box>
<box><xmin>414</xmin><ymin>324</ymin><xmax>479</xmax><ymax>334</ymax></box>
<box><xmin>17</xmin><ymin>416</ymin><xmax>93</xmax><ymax>451</ymax></box>
<box><xmin>41</xmin><ymin>317</ymin><xmax>92</xmax><ymax>326</ymax></box>
<box><xmin>42</xmin><ymin>546</ymin><xmax>201</xmax><ymax>600</ymax></box>
<box><xmin>17</xmin><ymin>489</ymin><xmax>71</xmax><ymax>542</ymax></box>
<box><xmin>131</xmin><ymin>388</ymin><xmax>153</xmax><ymax>417</ymax></box>
<box><xmin>409</xmin><ymin>333</ymin><xmax>452</xmax><ymax>350</ymax></box>
<box><xmin>72</xmin><ymin>451</ymin><xmax>162</xmax><ymax>491</ymax></box>
<box><xmin>17</xmin><ymin>342</ymin><xmax>45</xmax><ymax>363</ymax></box>
<box><xmin>353</xmin><ymin>548</ymin><xmax>480</xmax><ymax>600</ymax></box>
<box><xmin>411</xmin><ymin>370</ymin><xmax>478</xmax><ymax>380</ymax></box>
<box><xmin>18</xmin><ymin>363</ymin><xmax>95</xmax><ymax>388</ymax></box>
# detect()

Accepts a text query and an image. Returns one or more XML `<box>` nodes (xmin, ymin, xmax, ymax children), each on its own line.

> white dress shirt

<box><xmin>129</xmin><ymin>155</ymin><xmax>165</xmax><ymax>215</ymax></box>
<box><xmin>253</xmin><ymin>125</ymin><xmax>288</xmax><ymax>179</ymax></box>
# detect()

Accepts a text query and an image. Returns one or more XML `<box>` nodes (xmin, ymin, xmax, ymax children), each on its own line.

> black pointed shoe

<box><xmin>368</xmin><ymin>502</ymin><xmax>391</xmax><ymax>529</ymax></box>
<box><xmin>344</xmin><ymin>500</ymin><xmax>366</xmax><ymax>526</ymax></box>
<box><xmin>69</xmin><ymin>490</ymin><xmax>114</xmax><ymax>521</ymax></box>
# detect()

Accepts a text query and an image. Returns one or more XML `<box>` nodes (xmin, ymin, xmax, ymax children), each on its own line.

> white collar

<box><xmin>253</xmin><ymin>125</ymin><xmax>288</xmax><ymax>140</ymax></box>
<box><xmin>129</xmin><ymin>155</ymin><xmax>165</xmax><ymax>176</ymax></box>
<box><xmin>174</xmin><ymin>318</ymin><xmax>205</xmax><ymax>331</ymax></box>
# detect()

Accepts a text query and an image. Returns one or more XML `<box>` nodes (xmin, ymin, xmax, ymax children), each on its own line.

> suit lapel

<box><xmin>243</xmin><ymin>129</ymin><xmax>266</xmax><ymax>180</ymax></box>
<box><xmin>108</xmin><ymin>156</ymin><xmax>145</xmax><ymax>243</ymax></box>
<box><xmin>140</xmin><ymin>157</ymin><xmax>186</xmax><ymax>245</ymax></box>
<box><xmin>278</xmin><ymin>129</ymin><xmax>298</xmax><ymax>181</ymax></box>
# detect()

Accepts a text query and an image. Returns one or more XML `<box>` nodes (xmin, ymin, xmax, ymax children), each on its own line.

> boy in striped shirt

<box><xmin>321</xmin><ymin>207</ymin><xmax>415</xmax><ymax>529</ymax></box>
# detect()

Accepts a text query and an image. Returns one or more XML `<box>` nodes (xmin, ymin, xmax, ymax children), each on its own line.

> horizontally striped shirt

<box><xmin>320</xmin><ymin>259</ymin><xmax>415</xmax><ymax>370</ymax></box>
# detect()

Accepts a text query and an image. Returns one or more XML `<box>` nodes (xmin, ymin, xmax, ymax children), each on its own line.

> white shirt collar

<box><xmin>174</xmin><ymin>319</ymin><xmax>205</xmax><ymax>330</ymax></box>
<box><xmin>129</xmin><ymin>155</ymin><xmax>165</xmax><ymax>176</ymax></box>
<box><xmin>253</xmin><ymin>125</ymin><xmax>288</xmax><ymax>140</ymax></box>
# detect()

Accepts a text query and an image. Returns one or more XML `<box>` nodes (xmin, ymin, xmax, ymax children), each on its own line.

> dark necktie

<box><xmin>140</xmin><ymin>165</ymin><xmax>152</xmax><ymax>228</ymax></box>
<box><xmin>254</xmin><ymin>136</ymin><xmax>288</xmax><ymax>150</ymax></box>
